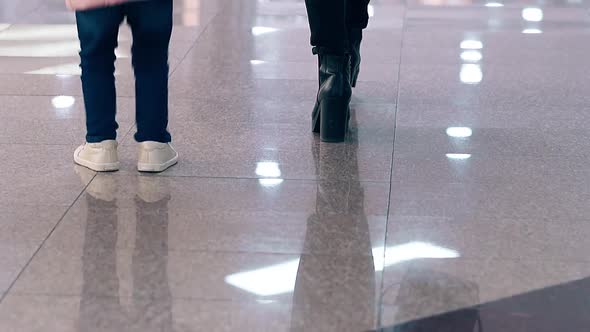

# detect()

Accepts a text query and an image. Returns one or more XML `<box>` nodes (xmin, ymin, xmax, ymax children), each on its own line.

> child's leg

<box><xmin>126</xmin><ymin>0</ymin><xmax>173</xmax><ymax>143</ymax></box>
<box><xmin>76</xmin><ymin>7</ymin><xmax>125</xmax><ymax>143</ymax></box>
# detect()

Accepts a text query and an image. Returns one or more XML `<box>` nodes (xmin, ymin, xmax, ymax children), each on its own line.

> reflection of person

<box><xmin>387</xmin><ymin>268</ymin><xmax>481</xmax><ymax>332</ymax></box>
<box><xmin>305</xmin><ymin>0</ymin><xmax>371</xmax><ymax>142</ymax></box>
<box><xmin>72</xmin><ymin>0</ymin><xmax>178</xmax><ymax>173</ymax></box>
<box><xmin>291</xmin><ymin>113</ymin><xmax>376</xmax><ymax>331</ymax></box>
<box><xmin>77</xmin><ymin>172</ymin><xmax>173</xmax><ymax>331</ymax></box>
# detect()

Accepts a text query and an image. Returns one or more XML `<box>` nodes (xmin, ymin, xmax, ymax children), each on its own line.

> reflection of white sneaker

<box><xmin>74</xmin><ymin>140</ymin><xmax>120</xmax><ymax>172</ymax></box>
<box><xmin>75</xmin><ymin>166</ymin><xmax>118</xmax><ymax>201</ymax></box>
<box><xmin>137</xmin><ymin>141</ymin><xmax>178</xmax><ymax>173</ymax></box>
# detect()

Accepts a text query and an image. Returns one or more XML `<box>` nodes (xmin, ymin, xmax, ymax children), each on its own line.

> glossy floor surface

<box><xmin>1</xmin><ymin>0</ymin><xmax>589</xmax><ymax>331</ymax></box>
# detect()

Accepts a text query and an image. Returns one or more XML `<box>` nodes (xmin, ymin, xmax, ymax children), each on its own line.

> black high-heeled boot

<box><xmin>349</xmin><ymin>28</ymin><xmax>363</xmax><ymax>88</ymax></box>
<box><xmin>311</xmin><ymin>53</ymin><xmax>352</xmax><ymax>143</ymax></box>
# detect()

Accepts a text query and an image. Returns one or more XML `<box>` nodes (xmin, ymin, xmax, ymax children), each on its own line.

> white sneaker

<box><xmin>74</xmin><ymin>140</ymin><xmax>120</xmax><ymax>172</ymax></box>
<box><xmin>137</xmin><ymin>141</ymin><xmax>179</xmax><ymax>173</ymax></box>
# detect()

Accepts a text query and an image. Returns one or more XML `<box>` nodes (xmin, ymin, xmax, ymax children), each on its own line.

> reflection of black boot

<box><xmin>348</xmin><ymin>28</ymin><xmax>363</xmax><ymax>88</ymax></box>
<box><xmin>311</xmin><ymin>52</ymin><xmax>352</xmax><ymax>143</ymax></box>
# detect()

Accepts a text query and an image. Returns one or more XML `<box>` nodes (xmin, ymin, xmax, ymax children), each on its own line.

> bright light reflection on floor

<box><xmin>250</xmin><ymin>60</ymin><xmax>266</xmax><ymax>65</ymax></box>
<box><xmin>522</xmin><ymin>28</ymin><xmax>542</xmax><ymax>34</ymax></box>
<box><xmin>256</xmin><ymin>161</ymin><xmax>281</xmax><ymax>178</ymax></box>
<box><xmin>52</xmin><ymin>95</ymin><xmax>75</xmax><ymax>109</ymax></box>
<box><xmin>522</xmin><ymin>8</ymin><xmax>543</xmax><ymax>22</ymax></box>
<box><xmin>259</xmin><ymin>178</ymin><xmax>284</xmax><ymax>187</ymax></box>
<box><xmin>225</xmin><ymin>259</ymin><xmax>300</xmax><ymax>297</ymax></box>
<box><xmin>485</xmin><ymin>2</ymin><xmax>504</xmax><ymax>7</ymax></box>
<box><xmin>460</xmin><ymin>50</ymin><xmax>482</xmax><ymax>62</ymax></box>
<box><xmin>460</xmin><ymin>40</ymin><xmax>483</xmax><ymax>50</ymax></box>
<box><xmin>373</xmin><ymin>242</ymin><xmax>460</xmax><ymax>272</ymax></box>
<box><xmin>225</xmin><ymin>242</ymin><xmax>459</xmax><ymax>296</ymax></box>
<box><xmin>0</xmin><ymin>25</ymin><xmax>77</xmax><ymax>41</ymax></box>
<box><xmin>27</xmin><ymin>63</ymin><xmax>80</xmax><ymax>75</ymax></box>
<box><xmin>251</xmin><ymin>26</ymin><xmax>279</xmax><ymax>36</ymax></box>
<box><xmin>460</xmin><ymin>64</ymin><xmax>483</xmax><ymax>84</ymax></box>
<box><xmin>446</xmin><ymin>153</ymin><xmax>472</xmax><ymax>160</ymax></box>
<box><xmin>446</xmin><ymin>127</ymin><xmax>473</xmax><ymax>138</ymax></box>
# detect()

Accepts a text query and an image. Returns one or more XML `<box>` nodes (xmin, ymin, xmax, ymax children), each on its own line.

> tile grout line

<box><xmin>0</xmin><ymin>9</ymin><xmax>222</xmax><ymax>300</ymax></box>
<box><xmin>167</xmin><ymin>10</ymin><xmax>222</xmax><ymax>78</ymax></box>
<box><xmin>376</xmin><ymin>2</ymin><xmax>408</xmax><ymax>330</ymax></box>
<box><xmin>0</xmin><ymin>172</ymin><xmax>98</xmax><ymax>305</ymax></box>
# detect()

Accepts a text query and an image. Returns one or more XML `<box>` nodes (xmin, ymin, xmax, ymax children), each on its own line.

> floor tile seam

<box><xmin>378</xmin><ymin>3</ymin><xmax>408</xmax><ymax>329</ymax></box>
<box><xmin>167</xmin><ymin>10</ymin><xmax>223</xmax><ymax>79</ymax></box>
<box><xmin>393</xmin><ymin>99</ymin><xmax>590</xmax><ymax>108</ymax></box>
<box><xmin>3</xmin><ymin>292</ymin><xmax>292</xmax><ymax>303</ymax></box>
<box><xmin>38</xmin><ymin>246</ymin><xmax>385</xmax><ymax>258</ymax></box>
<box><xmin>185</xmin><ymin>55</ymin><xmax>399</xmax><ymax>66</ymax></box>
<box><xmin>389</xmin><ymin>177</ymin><xmax>590</xmax><ymax>186</ymax></box>
<box><xmin>169</xmin><ymin>96</ymin><xmax>397</xmax><ymax>105</ymax></box>
<box><xmin>377</xmin><ymin>256</ymin><xmax>590</xmax><ymax>267</ymax></box>
<box><xmin>0</xmin><ymin>25</ymin><xmax>11</xmax><ymax>33</ymax></box>
<box><xmin>0</xmin><ymin>171</ymin><xmax>97</xmax><ymax>306</ymax></box>
<box><xmin>118</xmin><ymin>122</ymin><xmax>136</xmax><ymax>144</ymax></box>
<box><xmin>102</xmin><ymin>173</ymin><xmax>392</xmax><ymax>184</ymax></box>
<box><xmin>23</xmin><ymin>2</ymin><xmax>44</xmax><ymax>21</ymax></box>
<box><xmin>386</xmin><ymin>215</ymin><xmax>590</xmax><ymax>224</ymax></box>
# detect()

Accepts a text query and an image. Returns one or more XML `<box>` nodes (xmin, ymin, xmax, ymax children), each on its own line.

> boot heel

<box><xmin>320</xmin><ymin>97</ymin><xmax>349</xmax><ymax>143</ymax></box>
<box><xmin>351</xmin><ymin>69</ymin><xmax>360</xmax><ymax>88</ymax></box>
<box><xmin>312</xmin><ymin>101</ymin><xmax>321</xmax><ymax>133</ymax></box>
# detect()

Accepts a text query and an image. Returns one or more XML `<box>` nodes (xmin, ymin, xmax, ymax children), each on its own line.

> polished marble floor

<box><xmin>0</xmin><ymin>0</ymin><xmax>589</xmax><ymax>331</ymax></box>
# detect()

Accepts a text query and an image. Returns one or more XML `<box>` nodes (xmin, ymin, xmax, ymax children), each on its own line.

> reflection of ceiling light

<box><xmin>0</xmin><ymin>25</ymin><xmax>77</xmax><ymax>41</ymax></box>
<box><xmin>51</xmin><ymin>95</ymin><xmax>75</xmax><ymax>109</ymax></box>
<box><xmin>446</xmin><ymin>127</ymin><xmax>473</xmax><ymax>138</ymax></box>
<box><xmin>251</xmin><ymin>26</ymin><xmax>279</xmax><ymax>36</ymax></box>
<box><xmin>250</xmin><ymin>60</ymin><xmax>266</xmax><ymax>65</ymax></box>
<box><xmin>368</xmin><ymin>5</ymin><xmax>375</xmax><ymax>17</ymax></box>
<box><xmin>522</xmin><ymin>8</ymin><xmax>543</xmax><ymax>22</ymax></box>
<box><xmin>446</xmin><ymin>153</ymin><xmax>472</xmax><ymax>160</ymax></box>
<box><xmin>259</xmin><ymin>178</ymin><xmax>284</xmax><ymax>187</ymax></box>
<box><xmin>26</xmin><ymin>63</ymin><xmax>81</xmax><ymax>75</ymax></box>
<box><xmin>460</xmin><ymin>50</ymin><xmax>482</xmax><ymax>62</ymax></box>
<box><xmin>485</xmin><ymin>2</ymin><xmax>504</xmax><ymax>6</ymax></box>
<box><xmin>522</xmin><ymin>28</ymin><xmax>542</xmax><ymax>34</ymax></box>
<box><xmin>225</xmin><ymin>259</ymin><xmax>300</xmax><ymax>296</ymax></box>
<box><xmin>256</xmin><ymin>161</ymin><xmax>281</xmax><ymax>178</ymax></box>
<box><xmin>460</xmin><ymin>64</ymin><xmax>483</xmax><ymax>84</ymax></box>
<box><xmin>225</xmin><ymin>242</ymin><xmax>459</xmax><ymax>295</ymax></box>
<box><xmin>460</xmin><ymin>40</ymin><xmax>483</xmax><ymax>50</ymax></box>
<box><xmin>373</xmin><ymin>242</ymin><xmax>460</xmax><ymax>272</ymax></box>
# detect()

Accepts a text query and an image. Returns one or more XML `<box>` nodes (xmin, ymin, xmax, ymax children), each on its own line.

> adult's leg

<box><xmin>126</xmin><ymin>0</ymin><xmax>173</xmax><ymax>143</ymax></box>
<box><xmin>76</xmin><ymin>7</ymin><xmax>124</xmax><ymax>143</ymax></box>
<box><xmin>346</xmin><ymin>0</ymin><xmax>370</xmax><ymax>87</ymax></box>
<box><xmin>346</xmin><ymin>0</ymin><xmax>370</xmax><ymax>30</ymax></box>
<box><xmin>305</xmin><ymin>0</ymin><xmax>348</xmax><ymax>55</ymax></box>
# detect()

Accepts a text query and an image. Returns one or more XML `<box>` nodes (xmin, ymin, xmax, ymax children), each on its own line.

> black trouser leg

<box><xmin>347</xmin><ymin>0</ymin><xmax>371</xmax><ymax>30</ymax></box>
<box><xmin>305</xmin><ymin>0</ymin><xmax>370</xmax><ymax>55</ymax></box>
<box><xmin>305</xmin><ymin>0</ymin><xmax>347</xmax><ymax>55</ymax></box>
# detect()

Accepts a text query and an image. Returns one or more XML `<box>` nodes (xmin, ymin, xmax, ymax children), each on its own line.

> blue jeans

<box><xmin>76</xmin><ymin>0</ymin><xmax>173</xmax><ymax>143</ymax></box>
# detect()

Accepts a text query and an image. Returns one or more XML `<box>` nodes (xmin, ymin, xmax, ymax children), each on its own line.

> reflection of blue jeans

<box><xmin>76</xmin><ymin>0</ymin><xmax>173</xmax><ymax>143</ymax></box>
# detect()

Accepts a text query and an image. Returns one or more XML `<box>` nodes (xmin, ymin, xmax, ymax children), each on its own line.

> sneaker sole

<box><xmin>74</xmin><ymin>155</ymin><xmax>120</xmax><ymax>172</ymax></box>
<box><xmin>137</xmin><ymin>155</ymin><xmax>179</xmax><ymax>173</ymax></box>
